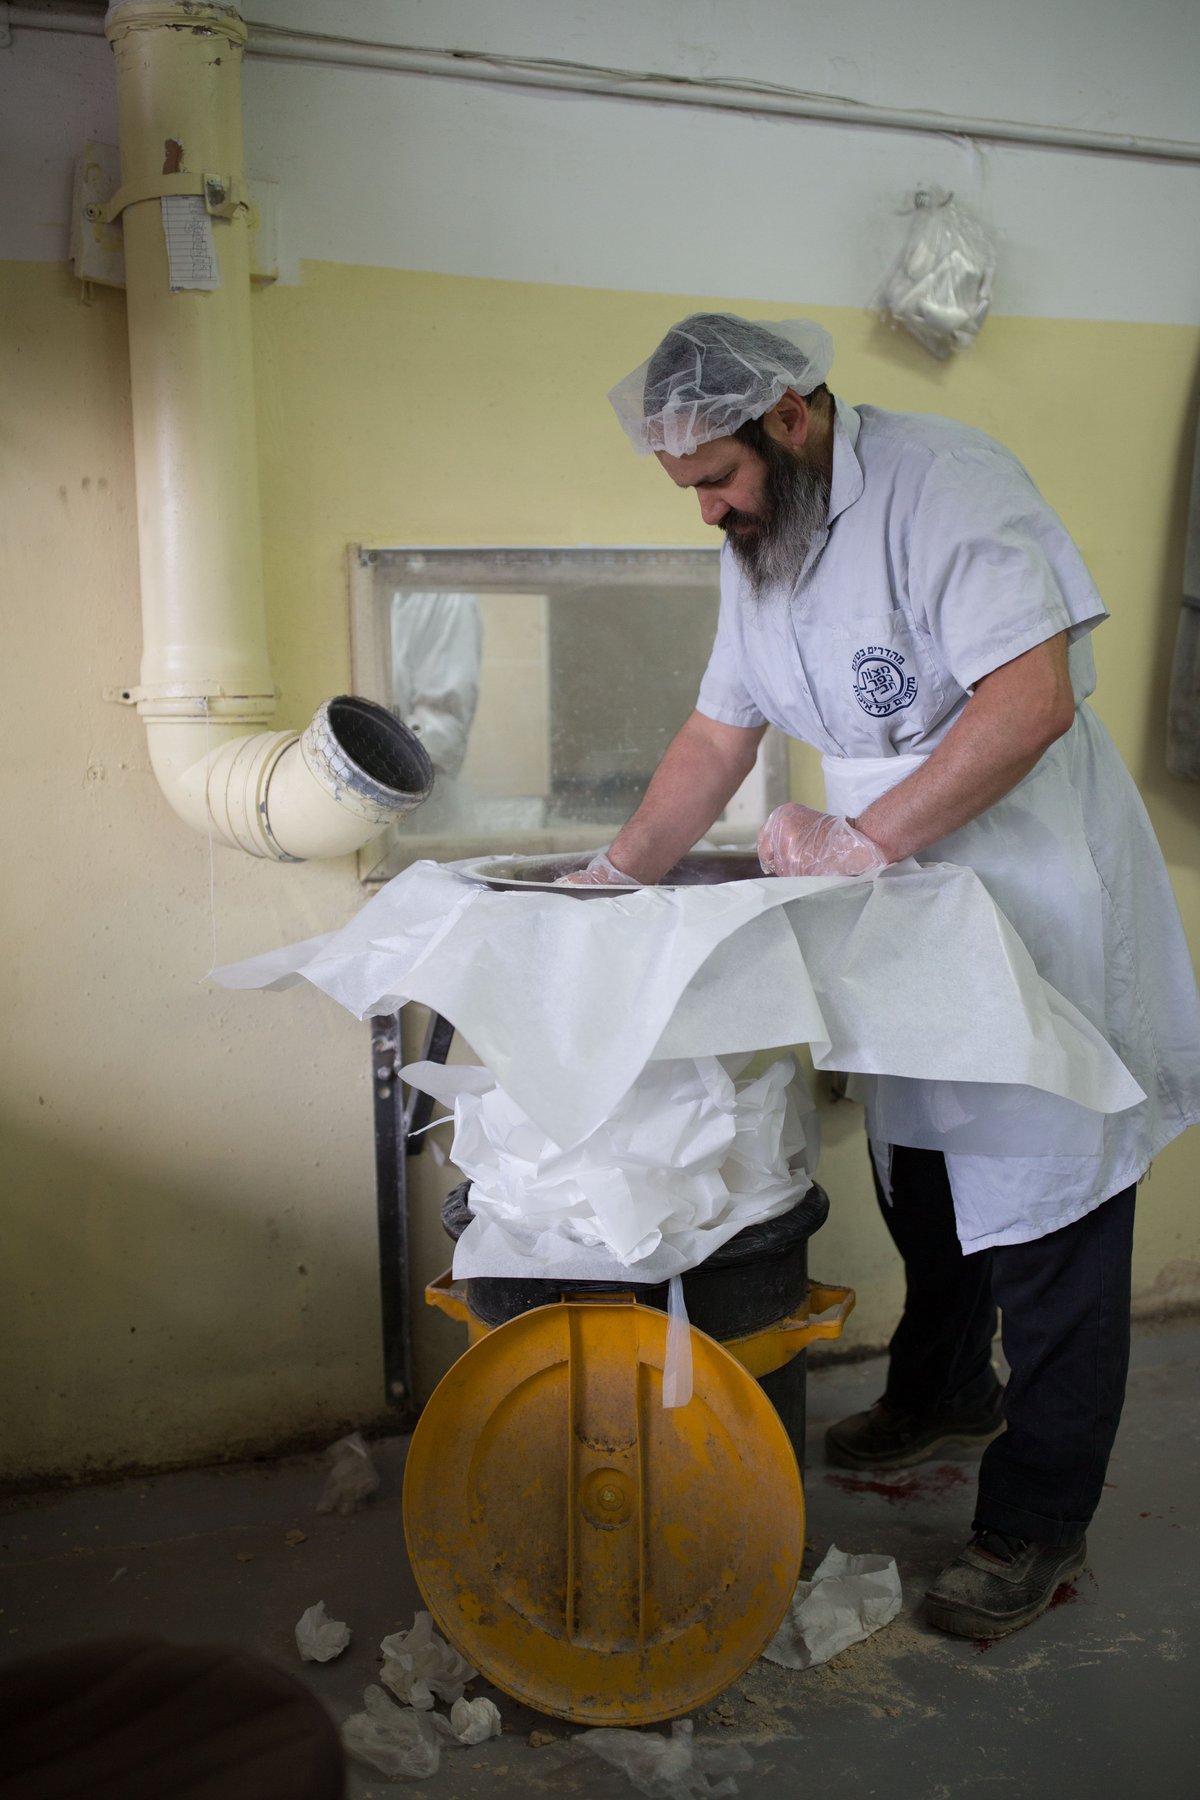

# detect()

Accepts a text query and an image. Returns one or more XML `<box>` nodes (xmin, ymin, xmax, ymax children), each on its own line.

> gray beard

<box><xmin>723</xmin><ymin>443</ymin><xmax>830</xmax><ymax>600</ymax></box>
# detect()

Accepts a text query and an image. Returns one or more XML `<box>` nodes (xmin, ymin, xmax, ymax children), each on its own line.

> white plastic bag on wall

<box><xmin>881</xmin><ymin>189</ymin><xmax>995</xmax><ymax>359</ymax></box>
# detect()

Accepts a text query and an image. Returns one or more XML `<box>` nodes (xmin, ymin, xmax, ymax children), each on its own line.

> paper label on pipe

<box><xmin>161</xmin><ymin>196</ymin><xmax>220</xmax><ymax>291</ymax></box>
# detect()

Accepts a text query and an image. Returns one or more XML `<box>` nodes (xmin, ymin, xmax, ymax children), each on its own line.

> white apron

<box><xmin>695</xmin><ymin>402</ymin><xmax>1199</xmax><ymax>1250</ymax></box>
<box><xmin>821</xmin><ymin>719</ymin><xmax>1200</xmax><ymax>1250</ymax></box>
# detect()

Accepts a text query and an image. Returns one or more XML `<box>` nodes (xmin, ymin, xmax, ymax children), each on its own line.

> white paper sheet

<box><xmin>211</xmin><ymin>860</ymin><xmax>1144</xmax><ymax>1160</ymax></box>
<box><xmin>405</xmin><ymin>1055</ymin><xmax>814</xmax><ymax>1282</ymax></box>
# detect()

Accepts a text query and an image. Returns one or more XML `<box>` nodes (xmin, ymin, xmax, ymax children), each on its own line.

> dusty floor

<box><xmin>2</xmin><ymin>1315</ymin><xmax>1196</xmax><ymax>1799</ymax></box>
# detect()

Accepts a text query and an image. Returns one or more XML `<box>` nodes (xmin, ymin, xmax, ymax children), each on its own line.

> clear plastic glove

<box><xmin>757</xmin><ymin>804</ymin><xmax>888</xmax><ymax>877</ymax></box>
<box><xmin>554</xmin><ymin>850</ymin><xmax>643</xmax><ymax>888</ymax></box>
<box><xmin>341</xmin><ymin>1686</ymin><xmax>441</xmax><ymax>1780</ymax></box>
<box><xmin>574</xmin><ymin>1719</ymin><xmax>751</xmax><ymax>1798</ymax></box>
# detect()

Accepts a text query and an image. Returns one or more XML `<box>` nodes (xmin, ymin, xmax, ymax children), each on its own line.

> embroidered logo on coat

<box><xmin>852</xmin><ymin>645</ymin><xmax>918</xmax><ymax>717</ymax></box>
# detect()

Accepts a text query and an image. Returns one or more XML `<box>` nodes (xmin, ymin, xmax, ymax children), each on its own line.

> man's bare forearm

<box><xmin>606</xmin><ymin>711</ymin><xmax>766</xmax><ymax>883</ymax></box>
<box><xmin>856</xmin><ymin>635</ymin><xmax>1076</xmax><ymax>861</ymax></box>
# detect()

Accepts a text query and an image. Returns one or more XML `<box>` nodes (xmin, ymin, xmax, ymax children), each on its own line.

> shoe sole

<box><xmin>824</xmin><ymin>1421</ymin><xmax>1006</xmax><ymax>1472</ymax></box>
<box><xmin>925</xmin><ymin>1541</ymin><xmax>1088</xmax><ymax>1640</ymax></box>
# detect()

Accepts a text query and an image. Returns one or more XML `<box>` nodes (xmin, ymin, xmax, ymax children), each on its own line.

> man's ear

<box><xmin>763</xmin><ymin>388</ymin><xmax>810</xmax><ymax>448</ymax></box>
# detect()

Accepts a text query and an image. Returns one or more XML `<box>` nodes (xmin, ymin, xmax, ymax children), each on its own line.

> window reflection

<box><xmin>363</xmin><ymin>548</ymin><xmax>764</xmax><ymax>879</ymax></box>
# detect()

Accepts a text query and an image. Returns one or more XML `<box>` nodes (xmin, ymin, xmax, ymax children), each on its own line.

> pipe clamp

<box><xmin>86</xmin><ymin>172</ymin><xmax>253</xmax><ymax>226</ymax></box>
<box><xmin>104</xmin><ymin>684</ymin><xmax>277</xmax><ymax>722</ymax></box>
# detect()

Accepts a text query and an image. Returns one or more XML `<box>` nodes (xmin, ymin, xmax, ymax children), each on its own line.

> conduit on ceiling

<box><xmin>14</xmin><ymin>3</ymin><xmax>1200</xmax><ymax>167</ymax></box>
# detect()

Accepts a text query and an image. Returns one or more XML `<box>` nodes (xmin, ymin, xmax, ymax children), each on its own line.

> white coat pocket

<box><xmin>818</xmin><ymin>611</ymin><xmax>951</xmax><ymax>755</ymax></box>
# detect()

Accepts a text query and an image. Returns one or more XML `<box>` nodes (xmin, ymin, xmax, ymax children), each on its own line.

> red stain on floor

<box><xmin>825</xmin><ymin>1463</ymin><xmax>971</xmax><ymax>1504</ymax></box>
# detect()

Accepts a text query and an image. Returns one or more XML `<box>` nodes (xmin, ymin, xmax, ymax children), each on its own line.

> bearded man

<box><xmin>565</xmin><ymin>312</ymin><xmax>1200</xmax><ymax>1639</ymax></box>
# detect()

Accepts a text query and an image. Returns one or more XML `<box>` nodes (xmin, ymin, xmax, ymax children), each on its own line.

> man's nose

<box><xmin>698</xmin><ymin>490</ymin><xmax>728</xmax><ymax>527</ymax></box>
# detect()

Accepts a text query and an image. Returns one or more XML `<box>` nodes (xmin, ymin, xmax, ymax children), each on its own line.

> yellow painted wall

<box><xmin>2</xmin><ymin>256</ymin><xmax>1198</xmax><ymax>1481</ymax></box>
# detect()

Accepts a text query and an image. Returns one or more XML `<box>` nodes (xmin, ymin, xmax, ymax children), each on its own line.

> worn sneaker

<box><xmin>824</xmin><ymin>1387</ymin><xmax>1005</xmax><ymax>1471</ymax></box>
<box><xmin>925</xmin><ymin>1530</ymin><xmax>1087</xmax><ymax>1638</ymax></box>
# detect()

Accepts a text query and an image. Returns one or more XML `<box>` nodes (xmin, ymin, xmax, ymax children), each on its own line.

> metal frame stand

<box><xmin>370</xmin><ymin>1006</ymin><xmax>455</xmax><ymax>1416</ymax></box>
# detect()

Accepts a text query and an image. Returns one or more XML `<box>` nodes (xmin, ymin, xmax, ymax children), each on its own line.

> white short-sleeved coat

<box><xmin>698</xmin><ymin>401</ymin><xmax>1200</xmax><ymax>1251</ymax></box>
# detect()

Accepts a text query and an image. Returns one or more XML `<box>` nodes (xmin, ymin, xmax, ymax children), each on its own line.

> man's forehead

<box><xmin>654</xmin><ymin>435</ymin><xmax>747</xmax><ymax>488</ymax></box>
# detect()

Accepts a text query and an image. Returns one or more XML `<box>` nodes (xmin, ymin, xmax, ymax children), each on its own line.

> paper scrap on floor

<box><xmin>763</xmin><ymin>1545</ymin><xmax>903</xmax><ymax>1670</ymax></box>
<box><xmin>294</xmin><ymin>1601</ymin><xmax>350</xmax><ymax>1663</ymax></box>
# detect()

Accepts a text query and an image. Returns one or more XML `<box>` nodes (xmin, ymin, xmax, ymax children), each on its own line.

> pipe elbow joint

<box><xmin>147</xmin><ymin>695</ymin><xmax>435</xmax><ymax>861</ymax></box>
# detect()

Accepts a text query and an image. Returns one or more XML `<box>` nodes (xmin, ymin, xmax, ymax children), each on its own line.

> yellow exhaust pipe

<box><xmin>104</xmin><ymin>1</ymin><xmax>430</xmax><ymax>857</ymax></box>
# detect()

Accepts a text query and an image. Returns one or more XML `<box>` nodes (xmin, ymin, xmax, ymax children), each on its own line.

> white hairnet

<box><xmin>608</xmin><ymin>313</ymin><xmax>835</xmax><ymax>458</ymax></box>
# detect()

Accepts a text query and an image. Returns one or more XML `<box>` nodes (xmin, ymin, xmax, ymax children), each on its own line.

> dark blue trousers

<box><xmin>874</xmin><ymin>1144</ymin><xmax>1136</xmax><ymax>1546</ymax></box>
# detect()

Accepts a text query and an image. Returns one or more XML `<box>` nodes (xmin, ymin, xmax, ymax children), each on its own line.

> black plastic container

<box><xmin>440</xmin><ymin>1181</ymin><xmax>830</xmax><ymax>1470</ymax></box>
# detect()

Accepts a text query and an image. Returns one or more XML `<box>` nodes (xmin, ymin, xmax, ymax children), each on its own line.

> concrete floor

<box><xmin>2</xmin><ymin>1315</ymin><xmax>1197</xmax><ymax>1800</ymax></box>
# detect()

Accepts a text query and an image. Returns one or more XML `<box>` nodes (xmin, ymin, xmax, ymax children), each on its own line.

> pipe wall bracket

<box><xmin>86</xmin><ymin>171</ymin><xmax>253</xmax><ymax>225</ymax></box>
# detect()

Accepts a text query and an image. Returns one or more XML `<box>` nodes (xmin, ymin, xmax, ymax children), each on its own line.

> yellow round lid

<box><xmin>403</xmin><ymin>1297</ymin><xmax>804</xmax><ymax>1724</ymax></box>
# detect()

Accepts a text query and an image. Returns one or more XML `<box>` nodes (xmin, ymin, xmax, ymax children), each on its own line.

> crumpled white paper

<box><xmin>293</xmin><ymin>1600</ymin><xmax>351</xmax><ymax>1663</ymax></box>
<box><xmin>575</xmin><ymin>1718</ymin><xmax>751</xmax><ymax>1798</ymax></box>
<box><xmin>379</xmin><ymin>1611</ymin><xmax>476</xmax><ymax>1710</ymax></box>
<box><xmin>210</xmin><ymin>860</ymin><xmax>1144</xmax><ymax>1162</ymax></box>
<box><xmin>316</xmin><ymin>1430</ymin><xmax>380</xmax><ymax>1516</ymax></box>
<box><xmin>763</xmin><ymin>1545</ymin><xmax>902</xmax><ymax>1670</ymax></box>
<box><xmin>431</xmin><ymin>1696</ymin><xmax>503</xmax><ymax>1746</ymax></box>
<box><xmin>404</xmin><ymin>1054</ymin><xmax>813</xmax><ymax>1282</ymax></box>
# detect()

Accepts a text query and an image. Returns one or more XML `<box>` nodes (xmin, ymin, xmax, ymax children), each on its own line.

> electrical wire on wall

<box><xmin>10</xmin><ymin>6</ymin><xmax>1200</xmax><ymax>165</ymax></box>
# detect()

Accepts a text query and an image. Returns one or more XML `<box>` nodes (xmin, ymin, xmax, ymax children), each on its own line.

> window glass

<box><xmin>351</xmin><ymin>547</ymin><xmax>781</xmax><ymax>880</ymax></box>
